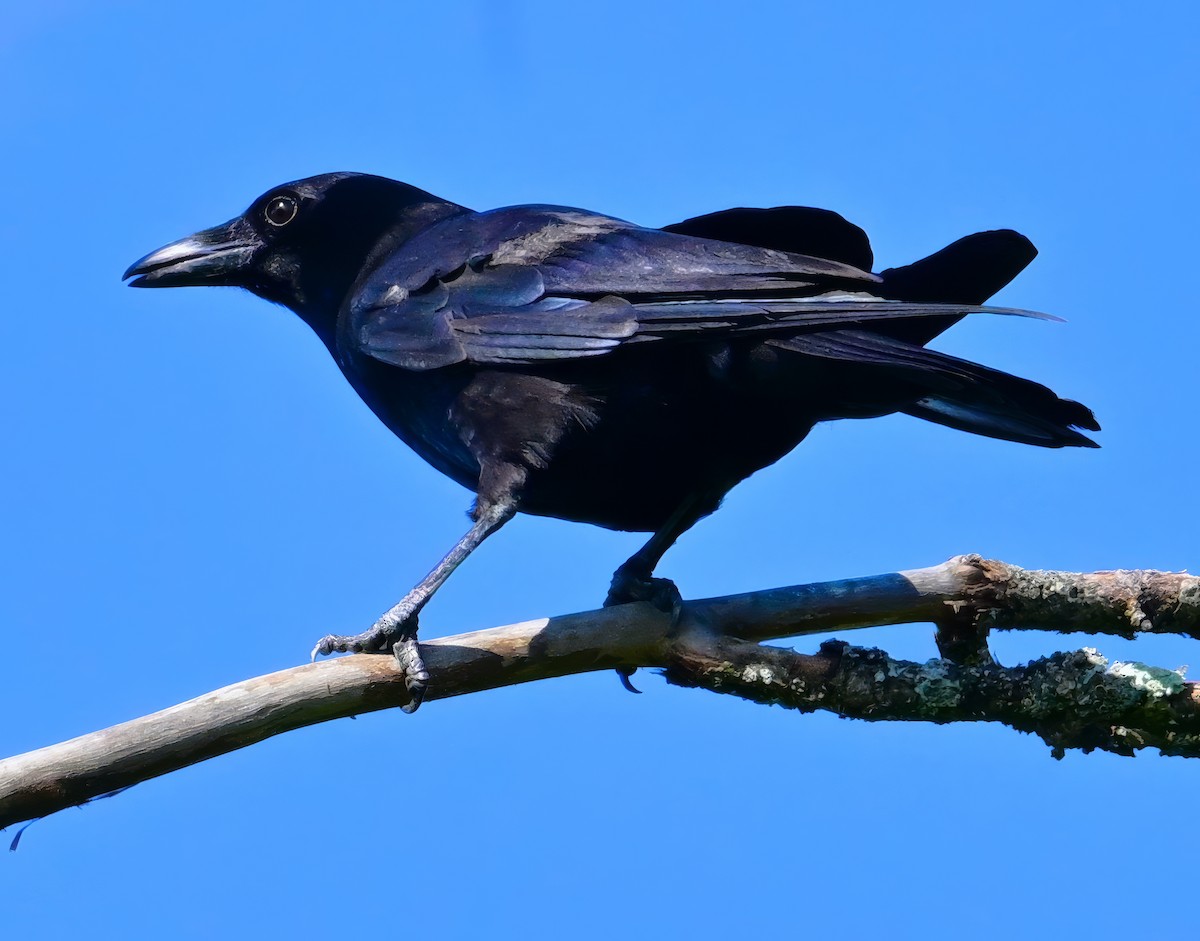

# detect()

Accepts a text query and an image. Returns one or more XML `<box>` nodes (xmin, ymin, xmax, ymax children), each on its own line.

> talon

<box><xmin>311</xmin><ymin>603</ymin><xmax>427</xmax><ymax>709</ymax></box>
<box><xmin>400</xmin><ymin>688</ymin><xmax>425</xmax><ymax>715</ymax></box>
<box><xmin>617</xmin><ymin>668</ymin><xmax>642</xmax><ymax>694</ymax></box>
<box><xmin>394</xmin><ymin>636</ymin><xmax>430</xmax><ymax>715</ymax></box>
<box><xmin>310</xmin><ymin>635</ymin><xmax>335</xmax><ymax>661</ymax></box>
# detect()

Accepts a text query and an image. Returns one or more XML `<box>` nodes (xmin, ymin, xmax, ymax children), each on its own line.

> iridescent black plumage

<box><xmin>125</xmin><ymin>173</ymin><xmax>1098</xmax><ymax>708</ymax></box>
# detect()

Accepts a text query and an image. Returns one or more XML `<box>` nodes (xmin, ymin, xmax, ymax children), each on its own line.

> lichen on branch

<box><xmin>664</xmin><ymin>636</ymin><xmax>1200</xmax><ymax>758</ymax></box>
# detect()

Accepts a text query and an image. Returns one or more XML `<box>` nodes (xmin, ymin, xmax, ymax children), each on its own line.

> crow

<box><xmin>124</xmin><ymin>172</ymin><xmax>1097</xmax><ymax>710</ymax></box>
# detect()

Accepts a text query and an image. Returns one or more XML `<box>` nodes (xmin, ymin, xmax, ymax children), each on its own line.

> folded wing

<box><xmin>348</xmin><ymin>207</ymin><xmax>1050</xmax><ymax>372</ymax></box>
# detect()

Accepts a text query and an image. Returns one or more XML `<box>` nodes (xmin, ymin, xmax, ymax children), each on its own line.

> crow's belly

<box><xmin>515</xmin><ymin>430</ymin><xmax>797</xmax><ymax>533</ymax></box>
<box><xmin>514</xmin><ymin>385</ymin><xmax>821</xmax><ymax>533</ymax></box>
<box><xmin>340</xmin><ymin>348</ymin><xmax>890</xmax><ymax>533</ymax></box>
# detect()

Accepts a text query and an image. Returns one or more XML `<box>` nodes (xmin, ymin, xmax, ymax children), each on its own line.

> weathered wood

<box><xmin>0</xmin><ymin>603</ymin><xmax>667</xmax><ymax>832</ymax></box>
<box><xmin>4</xmin><ymin>555</ymin><xmax>1200</xmax><ymax>832</ymax></box>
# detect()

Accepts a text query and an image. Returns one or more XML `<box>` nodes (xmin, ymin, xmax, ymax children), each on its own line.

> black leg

<box><xmin>604</xmin><ymin>492</ymin><xmax>709</xmax><ymax>613</ymax></box>
<box><xmin>604</xmin><ymin>492</ymin><xmax>711</xmax><ymax>694</ymax></box>
<box><xmin>311</xmin><ymin>499</ymin><xmax>516</xmax><ymax>712</ymax></box>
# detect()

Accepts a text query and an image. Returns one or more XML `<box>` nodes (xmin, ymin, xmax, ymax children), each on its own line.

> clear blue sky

<box><xmin>3</xmin><ymin>2</ymin><xmax>1197</xmax><ymax>937</ymax></box>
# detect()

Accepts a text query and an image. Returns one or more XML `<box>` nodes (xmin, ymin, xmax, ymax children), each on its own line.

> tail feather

<box><xmin>771</xmin><ymin>329</ymin><xmax>1099</xmax><ymax>449</ymax></box>
<box><xmin>661</xmin><ymin>215</ymin><xmax>1091</xmax><ymax>448</ymax></box>
<box><xmin>903</xmin><ymin>396</ymin><xmax>1099</xmax><ymax>449</ymax></box>
<box><xmin>880</xmin><ymin>229</ymin><xmax>1037</xmax><ymax>305</ymax></box>
<box><xmin>876</xmin><ymin>230</ymin><xmax>1038</xmax><ymax>346</ymax></box>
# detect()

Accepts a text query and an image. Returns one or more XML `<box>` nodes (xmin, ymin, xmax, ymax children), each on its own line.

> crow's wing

<box><xmin>348</xmin><ymin>206</ymin><xmax>1051</xmax><ymax>371</ymax></box>
<box><xmin>664</xmin><ymin>211</ymin><xmax>1040</xmax><ymax>348</ymax></box>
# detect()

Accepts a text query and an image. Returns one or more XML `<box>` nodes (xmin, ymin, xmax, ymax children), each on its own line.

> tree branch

<box><xmin>665</xmin><ymin>637</ymin><xmax>1200</xmax><ymax>758</ymax></box>
<box><xmin>4</xmin><ymin>554</ymin><xmax>1200</xmax><ymax>832</ymax></box>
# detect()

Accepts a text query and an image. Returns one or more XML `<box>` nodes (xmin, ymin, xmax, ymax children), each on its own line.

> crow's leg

<box><xmin>605</xmin><ymin>493</ymin><xmax>710</xmax><ymax>613</ymax></box>
<box><xmin>604</xmin><ymin>493</ymin><xmax>711</xmax><ymax>693</ymax></box>
<box><xmin>311</xmin><ymin>499</ymin><xmax>516</xmax><ymax>713</ymax></box>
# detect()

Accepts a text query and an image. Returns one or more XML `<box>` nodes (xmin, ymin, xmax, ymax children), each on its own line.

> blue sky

<box><xmin>3</xmin><ymin>2</ymin><xmax>1198</xmax><ymax>937</ymax></box>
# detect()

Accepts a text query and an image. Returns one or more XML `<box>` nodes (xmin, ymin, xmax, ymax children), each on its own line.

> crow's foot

<box><xmin>311</xmin><ymin>603</ymin><xmax>428</xmax><ymax>713</ymax></box>
<box><xmin>392</xmin><ymin>633</ymin><xmax>430</xmax><ymax>714</ymax></box>
<box><xmin>604</xmin><ymin>570</ymin><xmax>684</xmax><ymax>620</ymax></box>
<box><xmin>605</xmin><ymin>569</ymin><xmax>685</xmax><ymax>695</ymax></box>
<box><xmin>310</xmin><ymin>624</ymin><xmax>398</xmax><ymax>658</ymax></box>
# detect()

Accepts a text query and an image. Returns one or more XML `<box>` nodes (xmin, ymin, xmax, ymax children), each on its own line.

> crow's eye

<box><xmin>264</xmin><ymin>195</ymin><xmax>298</xmax><ymax>227</ymax></box>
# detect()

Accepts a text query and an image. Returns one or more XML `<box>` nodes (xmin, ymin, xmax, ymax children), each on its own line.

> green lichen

<box><xmin>1106</xmin><ymin>660</ymin><xmax>1187</xmax><ymax>699</ymax></box>
<box><xmin>914</xmin><ymin>660</ymin><xmax>962</xmax><ymax>709</ymax></box>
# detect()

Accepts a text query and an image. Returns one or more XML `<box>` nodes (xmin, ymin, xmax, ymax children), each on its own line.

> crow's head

<box><xmin>124</xmin><ymin>172</ymin><xmax>465</xmax><ymax>335</ymax></box>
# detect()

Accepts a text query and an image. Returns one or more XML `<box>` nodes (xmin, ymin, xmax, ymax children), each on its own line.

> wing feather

<box><xmin>349</xmin><ymin>206</ymin><xmax>1053</xmax><ymax>371</ymax></box>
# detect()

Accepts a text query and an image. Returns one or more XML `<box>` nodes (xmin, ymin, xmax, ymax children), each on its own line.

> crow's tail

<box><xmin>874</xmin><ymin>230</ymin><xmax>1039</xmax><ymax>346</ymax></box>
<box><xmin>901</xmin><ymin>389</ymin><xmax>1099</xmax><ymax>449</ymax></box>
<box><xmin>771</xmin><ymin>329</ymin><xmax>1099</xmax><ymax>449</ymax></box>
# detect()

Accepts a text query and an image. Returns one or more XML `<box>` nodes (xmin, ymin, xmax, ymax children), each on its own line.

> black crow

<box><xmin>124</xmin><ymin>173</ymin><xmax>1097</xmax><ymax>710</ymax></box>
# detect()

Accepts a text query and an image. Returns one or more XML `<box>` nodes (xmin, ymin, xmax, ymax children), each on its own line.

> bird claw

<box><xmin>395</xmin><ymin>635</ymin><xmax>430</xmax><ymax>714</ymax></box>
<box><xmin>605</xmin><ymin>572</ymin><xmax>684</xmax><ymax>696</ymax></box>
<box><xmin>605</xmin><ymin>572</ymin><xmax>684</xmax><ymax>621</ymax></box>
<box><xmin>308</xmin><ymin>627</ymin><xmax>391</xmax><ymax>658</ymax></box>
<box><xmin>310</xmin><ymin>606</ymin><xmax>429</xmax><ymax>713</ymax></box>
<box><xmin>617</xmin><ymin>668</ymin><xmax>642</xmax><ymax>694</ymax></box>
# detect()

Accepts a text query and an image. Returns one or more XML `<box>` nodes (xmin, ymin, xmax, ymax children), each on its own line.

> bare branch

<box><xmin>3</xmin><ymin>555</ymin><xmax>1200</xmax><ymax>832</ymax></box>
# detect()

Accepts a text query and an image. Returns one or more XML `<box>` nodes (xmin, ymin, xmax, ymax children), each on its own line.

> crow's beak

<box><xmin>123</xmin><ymin>217</ymin><xmax>262</xmax><ymax>287</ymax></box>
